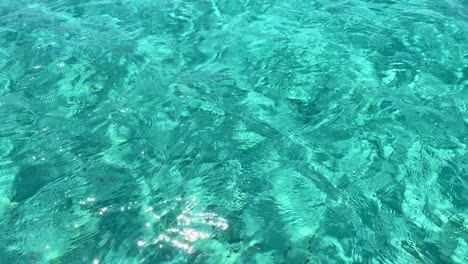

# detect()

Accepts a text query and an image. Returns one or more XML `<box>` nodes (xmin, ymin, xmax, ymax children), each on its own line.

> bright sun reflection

<box><xmin>76</xmin><ymin>195</ymin><xmax>227</xmax><ymax>255</ymax></box>
<box><xmin>137</xmin><ymin>196</ymin><xmax>228</xmax><ymax>254</ymax></box>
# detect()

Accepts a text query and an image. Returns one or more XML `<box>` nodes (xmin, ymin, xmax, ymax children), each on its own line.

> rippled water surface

<box><xmin>0</xmin><ymin>0</ymin><xmax>467</xmax><ymax>263</ymax></box>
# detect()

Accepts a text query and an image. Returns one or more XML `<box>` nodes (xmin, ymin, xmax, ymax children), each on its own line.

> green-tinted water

<box><xmin>0</xmin><ymin>0</ymin><xmax>467</xmax><ymax>263</ymax></box>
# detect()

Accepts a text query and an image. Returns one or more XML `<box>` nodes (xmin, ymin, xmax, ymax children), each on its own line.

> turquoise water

<box><xmin>0</xmin><ymin>0</ymin><xmax>467</xmax><ymax>263</ymax></box>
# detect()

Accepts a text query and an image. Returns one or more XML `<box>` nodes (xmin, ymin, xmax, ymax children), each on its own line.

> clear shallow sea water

<box><xmin>0</xmin><ymin>0</ymin><xmax>467</xmax><ymax>263</ymax></box>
